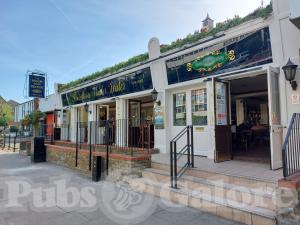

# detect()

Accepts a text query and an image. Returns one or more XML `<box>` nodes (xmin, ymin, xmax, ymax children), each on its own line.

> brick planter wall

<box><xmin>45</xmin><ymin>144</ymin><xmax>151</xmax><ymax>181</ymax></box>
<box><xmin>277</xmin><ymin>175</ymin><xmax>300</xmax><ymax>224</ymax></box>
<box><xmin>46</xmin><ymin>145</ymin><xmax>90</xmax><ymax>175</ymax></box>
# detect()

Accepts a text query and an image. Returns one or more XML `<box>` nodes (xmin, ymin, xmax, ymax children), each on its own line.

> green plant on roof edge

<box><xmin>58</xmin><ymin>3</ymin><xmax>272</xmax><ymax>93</ymax></box>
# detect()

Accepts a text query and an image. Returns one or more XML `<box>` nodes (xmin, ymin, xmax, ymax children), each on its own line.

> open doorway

<box><xmin>230</xmin><ymin>74</ymin><xmax>270</xmax><ymax>163</ymax></box>
<box><xmin>128</xmin><ymin>96</ymin><xmax>154</xmax><ymax>149</ymax></box>
<box><xmin>95</xmin><ymin>102</ymin><xmax>116</xmax><ymax>145</ymax></box>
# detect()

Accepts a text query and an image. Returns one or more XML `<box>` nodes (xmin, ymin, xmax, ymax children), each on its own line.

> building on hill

<box><xmin>201</xmin><ymin>13</ymin><xmax>214</xmax><ymax>33</ymax></box>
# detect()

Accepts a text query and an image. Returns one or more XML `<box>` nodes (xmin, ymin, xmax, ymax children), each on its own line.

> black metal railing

<box><xmin>282</xmin><ymin>113</ymin><xmax>300</xmax><ymax>178</ymax></box>
<box><xmin>0</xmin><ymin>129</ymin><xmax>33</xmax><ymax>152</ymax></box>
<box><xmin>170</xmin><ymin>125</ymin><xmax>194</xmax><ymax>189</ymax></box>
<box><xmin>72</xmin><ymin>119</ymin><xmax>154</xmax><ymax>172</ymax></box>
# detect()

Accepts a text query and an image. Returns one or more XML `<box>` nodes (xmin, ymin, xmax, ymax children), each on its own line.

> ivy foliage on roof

<box><xmin>58</xmin><ymin>3</ymin><xmax>272</xmax><ymax>93</ymax></box>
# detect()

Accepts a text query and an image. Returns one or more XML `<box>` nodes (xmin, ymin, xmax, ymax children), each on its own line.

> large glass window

<box><xmin>191</xmin><ymin>89</ymin><xmax>207</xmax><ymax>125</ymax></box>
<box><xmin>173</xmin><ymin>93</ymin><xmax>186</xmax><ymax>126</ymax></box>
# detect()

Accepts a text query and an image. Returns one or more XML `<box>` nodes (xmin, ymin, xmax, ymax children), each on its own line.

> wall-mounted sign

<box><xmin>195</xmin><ymin>127</ymin><xmax>205</xmax><ymax>132</ymax></box>
<box><xmin>291</xmin><ymin>94</ymin><xmax>300</xmax><ymax>105</ymax></box>
<box><xmin>28</xmin><ymin>74</ymin><xmax>45</xmax><ymax>98</ymax></box>
<box><xmin>61</xmin><ymin>67</ymin><xmax>152</xmax><ymax>107</ymax></box>
<box><xmin>215</xmin><ymin>82</ymin><xmax>227</xmax><ymax>125</ymax></box>
<box><xmin>154</xmin><ymin>105</ymin><xmax>165</xmax><ymax>129</ymax></box>
<box><xmin>187</xmin><ymin>50</ymin><xmax>235</xmax><ymax>73</ymax></box>
<box><xmin>166</xmin><ymin>27</ymin><xmax>272</xmax><ymax>85</ymax></box>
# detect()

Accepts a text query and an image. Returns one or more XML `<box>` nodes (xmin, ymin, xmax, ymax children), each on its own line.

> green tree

<box><xmin>0</xmin><ymin>104</ymin><xmax>13</xmax><ymax>127</ymax></box>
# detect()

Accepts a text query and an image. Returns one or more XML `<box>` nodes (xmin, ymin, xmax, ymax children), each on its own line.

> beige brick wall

<box><xmin>46</xmin><ymin>145</ymin><xmax>151</xmax><ymax>181</ymax></box>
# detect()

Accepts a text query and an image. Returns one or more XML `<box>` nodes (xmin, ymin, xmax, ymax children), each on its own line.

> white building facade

<box><xmin>14</xmin><ymin>100</ymin><xmax>34</xmax><ymax>123</ymax></box>
<box><xmin>58</xmin><ymin>0</ymin><xmax>300</xmax><ymax>170</ymax></box>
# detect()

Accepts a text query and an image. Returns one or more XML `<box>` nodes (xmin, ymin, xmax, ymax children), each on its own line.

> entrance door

<box><xmin>213</xmin><ymin>78</ymin><xmax>232</xmax><ymax>162</ymax></box>
<box><xmin>129</xmin><ymin>100</ymin><xmax>141</xmax><ymax>126</ymax></box>
<box><xmin>98</xmin><ymin>105</ymin><xmax>108</xmax><ymax>121</ymax></box>
<box><xmin>128</xmin><ymin>100</ymin><xmax>141</xmax><ymax>147</ymax></box>
<box><xmin>78</xmin><ymin>107</ymin><xmax>88</xmax><ymax>143</ymax></box>
<box><xmin>268</xmin><ymin>67</ymin><xmax>282</xmax><ymax>169</ymax></box>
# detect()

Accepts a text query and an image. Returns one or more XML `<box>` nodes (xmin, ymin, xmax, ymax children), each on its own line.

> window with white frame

<box><xmin>173</xmin><ymin>93</ymin><xmax>186</xmax><ymax>126</ymax></box>
<box><xmin>191</xmin><ymin>89</ymin><xmax>207</xmax><ymax>125</ymax></box>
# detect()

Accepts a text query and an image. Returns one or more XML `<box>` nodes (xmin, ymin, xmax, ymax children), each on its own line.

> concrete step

<box><xmin>143</xmin><ymin>168</ymin><xmax>277</xmax><ymax>212</ymax></box>
<box><xmin>129</xmin><ymin>177</ymin><xmax>277</xmax><ymax>225</ymax></box>
<box><xmin>151</xmin><ymin>162</ymin><xmax>277</xmax><ymax>192</ymax></box>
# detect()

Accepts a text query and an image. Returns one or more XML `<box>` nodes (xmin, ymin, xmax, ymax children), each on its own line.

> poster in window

<box><xmin>154</xmin><ymin>105</ymin><xmax>165</xmax><ymax>129</ymax></box>
<box><xmin>215</xmin><ymin>82</ymin><xmax>227</xmax><ymax>125</ymax></box>
<box><xmin>195</xmin><ymin>89</ymin><xmax>205</xmax><ymax>104</ymax></box>
<box><xmin>176</xmin><ymin>94</ymin><xmax>185</xmax><ymax>107</ymax></box>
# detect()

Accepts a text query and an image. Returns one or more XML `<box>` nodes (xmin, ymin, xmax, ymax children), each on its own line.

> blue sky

<box><xmin>0</xmin><ymin>0</ymin><xmax>270</xmax><ymax>102</ymax></box>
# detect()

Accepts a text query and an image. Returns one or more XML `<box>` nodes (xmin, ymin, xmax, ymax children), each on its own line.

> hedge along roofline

<box><xmin>58</xmin><ymin>3</ymin><xmax>273</xmax><ymax>93</ymax></box>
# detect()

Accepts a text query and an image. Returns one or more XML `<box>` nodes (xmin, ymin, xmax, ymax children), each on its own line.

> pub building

<box><xmin>57</xmin><ymin>1</ymin><xmax>300</xmax><ymax>171</ymax></box>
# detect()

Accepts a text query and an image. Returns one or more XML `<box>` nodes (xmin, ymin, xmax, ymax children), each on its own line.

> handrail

<box><xmin>170</xmin><ymin>125</ymin><xmax>194</xmax><ymax>188</ymax></box>
<box><xmin>282</xmin><ymin>113</ymin><xmax>300</xmax><ymax>178</ymax></box>
<box><xmin>171</xmin><ymin>126</ymin><xmax>188</xmax><ymax>142</ymax></box>
<box><xmin>282</xmin><ymin>113</ymin><xmax>296</xmax><ymax>150</ymax></box>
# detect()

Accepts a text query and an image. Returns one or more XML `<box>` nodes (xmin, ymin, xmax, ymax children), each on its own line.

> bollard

<box><xmin>8</xmin><ymin>135</ymin><xmax>11</xmax><ymax>149</ymax></box>
<box><xmin>13</xmin><ymin>136</ymin><xmax>16</xmax><ymax>152</ymax></box>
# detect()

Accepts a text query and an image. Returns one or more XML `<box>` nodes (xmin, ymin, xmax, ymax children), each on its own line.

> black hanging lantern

<box><xmin>151</xmin><ymin>88</ymin><xmax>161</xmax><ymax>106</ymax></box>
<box><xmin>84</xmin><ymin>103</ymin><xmax>89</xmax><ymax>113</ymax></box>
<box><xmin>151</xmin><ymin>88</ymin><xmax>158</xmax><ymax>102</ymax></box>
<box><xmin>282</xmin><ymin>58</ymin><xmax>298</xmax><ymax>90</ymax></box>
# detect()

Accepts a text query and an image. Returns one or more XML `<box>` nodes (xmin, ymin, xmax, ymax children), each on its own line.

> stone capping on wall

<box><xmin>45</xmin><ymin>144</ymin><xmax>151</xmax><ymax>161</ymax></box>
<box><xmin>53</xmin><ymin>140</ymin><xmax>159</xmax><ymax>154</ymax></box>
<box><xmin>278</xmin><ymin>173</ymin><xmax>300</xmax><ymax>189</ymax></box>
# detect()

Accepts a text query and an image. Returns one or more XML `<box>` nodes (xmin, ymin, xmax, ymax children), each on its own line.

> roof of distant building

<box><xmin>202</xmin><ymin>13</ymin><xmax>214</xmax><ymax>22</ymax></box>
<box><xmin>7</xmin><ymin>100</ymin><xmax>19</xmax><ymax>108</ymax></box>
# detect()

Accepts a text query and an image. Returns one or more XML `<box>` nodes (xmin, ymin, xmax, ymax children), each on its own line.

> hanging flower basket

<box><xmin>21</xmin><ymin>111</ymin><xmax>46</xmax><ymax>127</ymax></box>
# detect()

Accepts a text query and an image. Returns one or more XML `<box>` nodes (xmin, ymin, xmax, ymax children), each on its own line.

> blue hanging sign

<box><xmin>28</xmin><ymin>74</ymin><xmax>45</xmax><ymax>98</ymax></box>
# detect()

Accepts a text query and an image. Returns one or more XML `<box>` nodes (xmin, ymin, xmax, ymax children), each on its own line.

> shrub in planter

<box><xmin>21</xmin><ymin>111</ymin><xmax>46</xmax><ymax>136</ymax></box>
<box><xmin>21</xmin><ymin>115</ymin><xmax>31</xmax><ymax>126</ymax></box>
<box><xmin>9</xmin><ymin>126</ymin><xmax>19</xmax><ymax>133</ymax></box>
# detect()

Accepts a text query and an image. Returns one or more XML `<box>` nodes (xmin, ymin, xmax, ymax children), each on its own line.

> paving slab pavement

<box><xmin>0</xmin><ymin>151</ymin><xmax>242</xmax><ymax>225</ymax></box>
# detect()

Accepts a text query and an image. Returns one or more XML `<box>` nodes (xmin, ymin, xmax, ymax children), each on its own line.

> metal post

<box><xmin>187</xmin><ymin>126</ymin><xmax>190</xmax><ymax>166</ymax></box>
<box><xmin>106</xmin><ymin>121</ymin><xmax>109</xmax><ymax>176</ymax></box>
<box><xmin>174</xmin><ymin>141</ymin><xmax>177</xmax><ymax>189</ymax></box>
<box><xmin>13</xmin><ymin>136</ymin><xmax>16</xmax><ymax>152</ymax></box>
<box><xmin>75</xmin><ymin>122</ymin><xmax>79</xmax><ymax>167</ymax></box>
<box><xmin>51</xmin><ymin>125</ymin><xmax>54</xmax><ymax>144</ymax></box>
<box><xmin>170</xmin><ymin>141</ymin><xmax>174</xmax><ymax>188</ymax></box>
<box><xmin>8</xmin><ymin>135</ymin><xmax>11</xmax><ymax>149</ymax></box>
<box><xmin>79</xmin><ymin>123</ymin><xmax>82</xmax><ymax>150</ymax></box>
<box><xmin>89</xmin><ymin>121</ymin><xmax>92</xmax><ymax>171</ymax></box>
<box><xmin>190</xmin><ymin>126</ymin><xmax>194</xmax><ymax>168</ymax></box>
<box><xmin>94</xmin><ymin>121</ymin><xmax>97</xmax><ymax>151</ymax></box>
